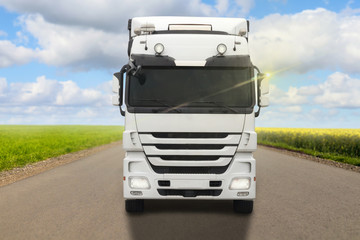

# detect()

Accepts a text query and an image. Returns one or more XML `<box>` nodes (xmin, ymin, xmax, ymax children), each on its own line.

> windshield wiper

<box><xmin>136</xmin><ymin>99</ymin><xmax>182</xmax><ymax>113</ymax></box>
<box><xmin>190</xmin><ymin>101</ymin><xmax>239</xmax><ymax>113</ymax></box>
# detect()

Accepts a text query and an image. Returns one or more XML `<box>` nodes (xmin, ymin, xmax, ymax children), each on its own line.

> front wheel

<box><xmin>233</xmin><ymin>200</ymin><xmax>253</xmax><ymax>214</ymax></box>
<box><xmin>125</xmin><ymin>199</ymin><xmax>144</xmax><ymax>213</ymax></box>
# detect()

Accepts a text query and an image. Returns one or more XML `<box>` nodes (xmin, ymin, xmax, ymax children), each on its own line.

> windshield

<box><xmin>127</xmin><ymin>67</ymin><xmax>254</xmax><ymax>113</ymax></box>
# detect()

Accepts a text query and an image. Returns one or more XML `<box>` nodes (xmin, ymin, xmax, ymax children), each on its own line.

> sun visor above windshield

<box><xmin>205</xmin><ymin>55</ymin><xmax>253</xmax><ymax>67</ymax></box>
<box><xmin>131</xmin><ymin>54</ymin><xmax>252</xmax><ymax>68</ymax></box>
<box><xmin>131</xmin><ymin>54</ymin><xmax>176</xmax><ymax>67</ymax></box>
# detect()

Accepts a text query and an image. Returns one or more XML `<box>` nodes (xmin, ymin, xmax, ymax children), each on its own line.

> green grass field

<box><xmin>257</xmin><ymin>127</ymin><xmax>360</xmax><ymax>166</ymax></box>
<box><xmin>0</xmin><ymin>125</ymin><xmax>124</xmax><ymax>171</ymax></box>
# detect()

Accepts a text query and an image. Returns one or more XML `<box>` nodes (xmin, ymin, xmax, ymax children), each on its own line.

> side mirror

<box><xmin>259</xmin><ymin>95</ymin><xmax>269</xmax><ymax>107</ymax></box>
<box><xmin>112</xmin><ymin>95</ymin><xmax>120</xmax><ymax>106</ymax></box>
<box><xmin>112</xmin><ymin>73</ymin><xmax>121</xmax><ymax>106</ymax></box>
<box><xmin>112</xmin><ymin>74</ymin><xmax>120</xmax><ymax>94</ymax></box>
<box><xmin>260</xmin><ymin>77</ymin><xmax>269</xmax><ymax>95</ymax></box>
<box><xmin>112</xmin><ymin>74</ymin><xmax>120</xmax><ymax>106</ymax></box>
<box><xmin>112</xmin><ymin>64</ymin><xmax>129</xmax><ymax>116</ymax></box>
<box><xmin>257</xmin><ymin>73</ymin><xmax>270</xmax><ymax>107</ymax></box>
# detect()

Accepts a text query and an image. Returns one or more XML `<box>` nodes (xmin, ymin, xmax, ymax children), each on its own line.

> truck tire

<box><xmin>233</xmin><ymin>200</ymin><xmax>253</xmax><ymax>214</ymax></box>
<box><xmin>125</xmin><ymin>199</ymin><xmax>144</xmax><ymax>213</ymax></box>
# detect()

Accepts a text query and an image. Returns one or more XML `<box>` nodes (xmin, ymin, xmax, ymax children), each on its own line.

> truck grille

<box><xmin>153</xmin><ymin>144</ymin><xmax>227</xmax><ymax>150</ymax></box>
<box><xmin>158</xmin><ymin>155</ymin><xmax>220</xmax><ymax>161</ymax></box>
<box><xmin>139</xmin><ymin>132</ymin><xmax>241</xmax><ymax>174</ymax></box>
<box><xmin>151</xmin><ymin>133</ymin><xmax>228</xmax><ymax>138</ymax></box>
<box><xmin>157</xmin><ymin>189</ymin><xmax>222</xmax><ymax>197</ymax></box>
<box><xmin>150</xmin><ymin>163</ymin><xmax>229</xmax><ymax>174</ymax></box>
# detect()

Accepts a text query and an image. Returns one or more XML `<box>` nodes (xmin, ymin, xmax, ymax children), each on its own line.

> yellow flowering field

<box><xmin>256</xmin><ymin>128</ymin><xmax>360</xmax><ymax>166</ymax></box>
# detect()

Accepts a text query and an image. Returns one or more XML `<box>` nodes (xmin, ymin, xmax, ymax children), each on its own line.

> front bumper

<box><xmin>123</xmin><ymin>151</ymin><xmax>256</xmax><ymax>200</ymax></box>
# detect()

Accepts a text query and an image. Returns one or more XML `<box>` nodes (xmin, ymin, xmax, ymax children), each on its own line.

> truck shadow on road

<box><xmin>128</xmin><ymin>200</ymin><xmax>251</xmax><ymax>240</ymax></box>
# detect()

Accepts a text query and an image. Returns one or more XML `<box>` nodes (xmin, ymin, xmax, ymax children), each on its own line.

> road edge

<box><xmin>0</xmin><ymin>141</ymin><xmax>122</xmax><ymax>187</ymax></box>
<box><xmin>259</xmin><ymin>144</ymin><xmax>360</xmax><ymax>173</ymax></box>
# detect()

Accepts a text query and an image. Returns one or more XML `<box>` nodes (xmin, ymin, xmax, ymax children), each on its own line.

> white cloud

<box><xmin>1</xmin><ymin>1</ymin><xmax>204</xmax><ymax>69</ymax></box>
<box><xmin>0</xmin><ymin>40</ymin><xmax>35</xmax><ymax>67</ymax></box>
<box><xmin>216</xmin><ymin>0</ymin><xmax>229</xmax><ymax>15</ymax></box>
<box><xmin>269</xmin><ymin>72</ymin><xmax>360</xmax><ymax>109</ymax></box>
<box><xmin>0</xmin><ymin>0</ymin><xmax>256</xmax><ymax>69</ymax></box>
<box><xmin>279</xmin><ymin>105</ymin><xmax>302</xmax><ymax>113</ymax></box>
<box><xmin>0</xmin><ymin>0</ymin><xmax>218</xmax><ymax>32</ymax></box>
<box><xmin>257</xmin><ymin>106</ymin><xmax>353</xmax><ymax>128</ymax></box>
<box><xmin>215</xmin><ymin>0</ymin><xmax>255</xmax><ymax>16</ymax></box>
<box><xmin>302</xmin><ymin>72</ymin><xmax>360</xmax><ymax>108</ymax></box>
<box><xmin>0</xmin><ymin>30</ymin><xmax>7</xmax><ymax>37</ymax></box>
<box><xmin>0</xmin><ymin>106</ymin><xmax>121</xmax><ymax>125</ymax></box>
<box><xmin>298</xmin><ymin>85</ymin><xmax>322</xmax><ymax>96</ymax></box>
<box><xmin>0</xmin><ymin>0</ymin><xmax>255</xmax><ymax>30</ymax></box>
<box><xmin>55</xmin><ymin>80</ymin><xmax>104</xmax><ymax>106</ymax></box>
<box><xmin>2</xmin><ymin>2</ymin><xmax>358</xmax><ymax>73</ymax></box>
<box><xmin>2</xmin><ymin>76</ymin><xmax>108</xmax><ymax>107</ymax></box>
<box><xmin>0</xmin><ymin>77</ymin><xmax>7</xmax><ymax>97</ymax></box>
<box><xmin>235</xmin><ymin>0</ymin><xmax>255</xmax><ymax>15</ymax></box>
<box><xmin>0</xmin><ymin>76</ymin><xmax>121</xmax><ymax>124</ymax></box>
<box><xmin>15</xmin><ymin>76</ymin><xmax>59</xmax><ymax>105</ymax></box>
<box><xmin>250</xmin><ymin>8</ymin><xmax>360</xmax><ymax>74</ymax></box>
<box><xmin>19</xmin><ymin>14</ymin><xmax>128</xmax><ymax>70</ymax></box>
<box><xmin>270</xmin><ymin>84</ymin><xmax>308</xmax><ymax>105</ymax></box>
<box><xmin>76</xmin><ymin>108</ymin><xmax>98</xmax><ymax>118</ymax></box>
<box><xmin>15</xmin><ymin>31</ymin><xmax>29</xmax><ymax>44</ymax></box>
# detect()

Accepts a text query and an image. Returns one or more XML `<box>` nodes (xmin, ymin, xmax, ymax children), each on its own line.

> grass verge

<box><xmin>0</xmin><ymin>125</ymin><xmax>124</xmax><ymax>171</ymax></box>
<box><xmin>257</xmin><ymin>127</ymin><xmax>360</xmax><ymax>166</ymax></box>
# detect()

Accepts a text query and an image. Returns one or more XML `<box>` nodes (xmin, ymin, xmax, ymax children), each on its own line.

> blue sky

<box><xmin>0</xmin><ymin>0</ymin><xmax>359</xmax><ymax>128</ymax></box>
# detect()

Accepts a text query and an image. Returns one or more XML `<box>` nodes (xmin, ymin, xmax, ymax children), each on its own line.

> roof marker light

<box><xmin>217</xmin><ymin>44</ymin><xmax>227</xmax><ymax>55</ymax></box>
<box><xmin>154</xmin><ymin>43</ymin><xmax>164</xmax><ymax>55</ymax></box>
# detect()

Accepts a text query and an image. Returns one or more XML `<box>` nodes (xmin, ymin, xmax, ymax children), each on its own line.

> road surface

<box><xmin>1</xmin><ymin>145</ymin><xmax>359</xmax><ymax>240</ymax></box>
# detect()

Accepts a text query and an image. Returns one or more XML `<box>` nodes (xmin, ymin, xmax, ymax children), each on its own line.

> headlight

<box><xmin>229</xmin><ymin>177</ymin><xmax>250</xmax><ymax>190</ymax></box>
<box><xmin>129</xmin><ymin>177</ymin><xmax>150</xmax><ymax>189</ymax></box>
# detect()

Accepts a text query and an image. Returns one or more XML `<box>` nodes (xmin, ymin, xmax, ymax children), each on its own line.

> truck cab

<box><xmin>112</xmin><ymin>17</ymin><xmax>269</xmax><ymax>213</ymax></box>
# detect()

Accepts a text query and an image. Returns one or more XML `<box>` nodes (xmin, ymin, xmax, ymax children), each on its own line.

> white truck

<box><xmin>112</xmin><ymin>17</ymin><xmax>269</xmax><ymax>213</ymax></box>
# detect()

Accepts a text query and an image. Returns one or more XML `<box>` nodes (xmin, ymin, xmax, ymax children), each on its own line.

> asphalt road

<box><xmin>1</xmin><ymin>145</ymin><xmax>359</xmax><ymax>240</ymax></box>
